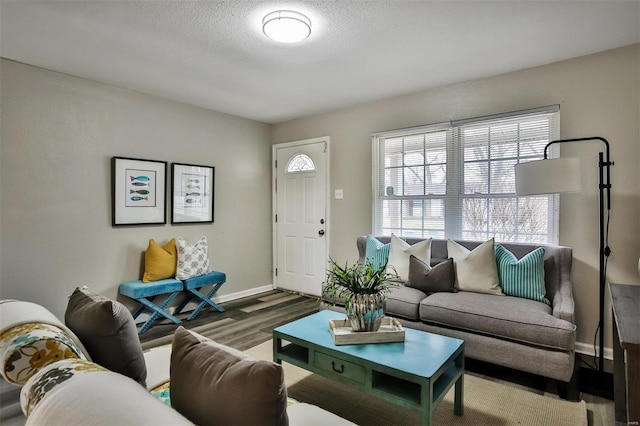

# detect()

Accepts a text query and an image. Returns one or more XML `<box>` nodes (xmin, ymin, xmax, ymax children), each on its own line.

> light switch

<box><xmin>335</xmin><ymin>189</ymin><xmax>344</xmax><ymax>199</ymax></box>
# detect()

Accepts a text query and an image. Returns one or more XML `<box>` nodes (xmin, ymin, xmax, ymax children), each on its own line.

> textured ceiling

<box><xmin>1</xmin><ymin>1</ymin><xmax>639</xmax><ymax>124</ymax></box>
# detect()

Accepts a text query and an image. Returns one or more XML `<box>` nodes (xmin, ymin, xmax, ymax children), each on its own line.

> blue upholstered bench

<box><xmin>119</xmin><ymin>278</ymin><xmax>183</xmax><ymax>334</ymax></box>
<box><xmin>174</xmin><ymin>271</ymin><xmax>226</xmax><ymax>320</ymax></box>
<box><xmin>119</xmin><ymin>271</ymin><xmax>227</xmax><ymax>334</ymax></box>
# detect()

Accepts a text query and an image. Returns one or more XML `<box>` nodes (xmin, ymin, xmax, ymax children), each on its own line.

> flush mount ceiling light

<box><xmin>262</xmin><ymin>10</ymin><xmax>311</xmax><ymax>43</ymax></box>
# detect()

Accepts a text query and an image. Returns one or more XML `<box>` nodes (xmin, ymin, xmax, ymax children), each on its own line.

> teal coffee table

<box><xmin>273</xmin><ymin>310</ymin><xmax>464</xmax><ymax>426</ymax></box>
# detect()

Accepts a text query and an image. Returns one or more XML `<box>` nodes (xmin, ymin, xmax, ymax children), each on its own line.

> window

<box><xmin>372</xmin><ymin>106</ymin><xmax>560</xmax><ymax>244</ymax></box>
<box><xmin>286</xmin><ymin>153</ymin><xmax>315</xmax><ymax>173</ymax></box>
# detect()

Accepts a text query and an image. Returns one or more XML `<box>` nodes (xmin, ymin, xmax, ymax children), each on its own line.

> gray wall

<box><xmin>1</xmin><ymin>44</ymin><xmax>638</xmax><ymax>353</ymax></box>
<box><xmin>0</xmin><ymin>59</ymin><xmax>273</xmax><ymax>319</ymax></box>
<box><xmin>271</xmin><ymin>44</ymin><xmax>640</xmax><ymax>351</ymax></box>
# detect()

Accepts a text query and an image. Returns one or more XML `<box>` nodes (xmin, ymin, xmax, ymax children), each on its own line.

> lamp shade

<box><xmin>515</xmin><ymin>157</ymin><xmax>581</xmax><ymax>195</ymax></box>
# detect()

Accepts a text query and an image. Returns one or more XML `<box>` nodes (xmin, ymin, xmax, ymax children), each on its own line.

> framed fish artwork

<box><xmin>171</xmin><ymin>163</ymin><xmax>214</xmax><ymax>224</ymax></box>
<box><xmin>111</xmin><ymin>157</ymin><xmax>167</xmax><ymax>226</ymax></box>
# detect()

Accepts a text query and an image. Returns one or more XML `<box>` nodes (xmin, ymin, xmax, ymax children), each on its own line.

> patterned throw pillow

<box><xmin>20</xmin><ymin>359</ymin><xmax>107</xmax><ymax>417</ymax></box>
<box><xmin>176</xmin><ymin>236</ymin><xmax>210</xmax><ymax>280</ymax></box>
<box><xmin>21</xmin><ymin>359</ymin><xmax>191</xmax><ymax>425</ymax></box>
<box><xmin>495</xmin><ymin>244</ymin><xmax>549</xmax><ymax>305</ymax></box>
<box><xmin>0</xmin><ymin>322</ymin><xmax>86</xmax><ymax>385</ymax></box>
<box><xmin>364</xmin><ymin>235</ymin><xmax>390</xmax><ymax>270</ymax></box>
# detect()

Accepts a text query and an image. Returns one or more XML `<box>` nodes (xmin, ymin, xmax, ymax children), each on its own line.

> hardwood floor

<box><xmin>138</xmin><ymin>289</ymin><xmax>319</xmax><ymax>351</ymax></box>
<box><xmin>0</xmin><ymin>290</ymin><xmax>614</xmax><ymax>425</ymax></box>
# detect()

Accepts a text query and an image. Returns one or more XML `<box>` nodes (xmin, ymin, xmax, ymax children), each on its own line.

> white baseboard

<box><xmin>134</xmin><ymin>284</ymin><xmax>275</xmax><ymax>324</ymax></box>
<box><xmin>575</xmin><ymin>341</ymin><xmax>613</xmax><ymax>361</ymax></box>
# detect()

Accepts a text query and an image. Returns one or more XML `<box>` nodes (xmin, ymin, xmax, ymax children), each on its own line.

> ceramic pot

<box><xmin>346</xmin><ymin>293</ymin><xmax>385</xmax><ymax>332</ymax></box>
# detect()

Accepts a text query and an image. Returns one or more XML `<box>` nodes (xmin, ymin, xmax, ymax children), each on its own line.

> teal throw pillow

<box><xmin>495</xmin><ymin>244</ymin><xmax>549</xmax><ymax>305</ymax></box>
<box><xmin>364</xmin><ymin>235</ymin><xmax>390</xmax><ymax>270</ymax></box>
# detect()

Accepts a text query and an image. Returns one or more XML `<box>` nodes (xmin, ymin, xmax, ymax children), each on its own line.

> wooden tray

<box><xmin>329</xmin><ymin>317</ymin><xmax>405</xmax><ymax>345</ymax></box>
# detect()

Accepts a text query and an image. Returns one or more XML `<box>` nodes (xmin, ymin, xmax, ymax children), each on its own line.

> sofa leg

<box><xmin>557</xmin><ymin>368</ymin><xmax>580</xmax><ymax>401</ymax></box>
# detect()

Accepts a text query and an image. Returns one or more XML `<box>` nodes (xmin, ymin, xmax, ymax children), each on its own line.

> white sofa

<box><xmin>1</xmin><ymin>298</ymin><xmax>353</xmax><ymax>425</ymax></box>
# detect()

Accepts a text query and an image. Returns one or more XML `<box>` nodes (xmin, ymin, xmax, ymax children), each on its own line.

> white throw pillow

<box><xmin>447</xmin><ymin>238</ymin><xmax>503</xmax><ymax>295</ymax></box>
<box><xmin>387</xmin><ymin>234</ymin><xmax>432</xmax><ymax>282</ymax></box>
<box><xmin>176</xmin><ymin>236</ymin><xmax>210</xmax><ymax>280</ymax></box>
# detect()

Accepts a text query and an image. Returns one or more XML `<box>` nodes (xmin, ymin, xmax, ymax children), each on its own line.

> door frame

<box><xmin>272</xmin><ymin>136</ymin><xmax>331</xmax><ymax>293</ymax></box>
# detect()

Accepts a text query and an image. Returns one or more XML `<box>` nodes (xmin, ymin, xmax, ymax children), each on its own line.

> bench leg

<box><xmin>186</xmin><ymin>282</ymin><xmax>225</xmax><ymax>321</ymax></box>
<box><xmin>135</xmin><ymin>291</ymin><xmax>182</xmax><ymax>334</ymax></box>
<box><xmin>173</xmin><ymin>293</ymin><xmax>194</xmax><ymax>317</ymax></box>
<box><xmin>131</xmin><ymin>295</ymin><xmax>155</xmax><ymax>320</ymax></box>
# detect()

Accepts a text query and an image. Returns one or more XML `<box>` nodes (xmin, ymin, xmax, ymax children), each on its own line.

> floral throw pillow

<box><xmin>176</xmin><ymin>236</ymin><xmax>210</xmax><ymax>280</ymax></box>
<box><xmin>0</xmin><ymin>323</ymin><xmax>86</xmax><ymax>386</ymax></box>
<box><xmin>20</xmin><ymin>359</ymin><xmax>107</xmax><ymax>417</ymax></box>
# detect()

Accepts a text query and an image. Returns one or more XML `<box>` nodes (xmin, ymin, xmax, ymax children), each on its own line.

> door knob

<box><xmin>318</xmin><ymin>230</ymin><xmax>325</xmax><ymax>236</ymax></box>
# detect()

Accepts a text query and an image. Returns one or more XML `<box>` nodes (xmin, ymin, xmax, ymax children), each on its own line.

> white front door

<box><xmin>273</xmin><ymin>137</ymin><xmax>329</xmax><ymax>296</ymax></box>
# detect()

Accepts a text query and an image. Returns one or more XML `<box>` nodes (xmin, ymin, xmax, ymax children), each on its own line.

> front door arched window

<box><xmin>286</xmin><ymin>153</ymin><xmax>316</xmax><ymax>173</ymax></box>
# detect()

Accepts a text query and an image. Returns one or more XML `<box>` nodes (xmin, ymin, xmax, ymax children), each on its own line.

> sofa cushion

<box><xmin>64</xmin><ymin>287</ymin><xmax>147</xmax><ymax>387</ymax></box>
<box><xmin>287</xmin><ymin>402</ymin><xmax>355</xmax><ymax>426</ymax></box>
<box><xmin>171</xmin><ymin>326</ymin><xmax>288</xmax><ymax>426</ymax></box>
<box><xmin>385</xmin><ymin>286</ymin><xmax>427</xmax><ymax>321</ymax></box>
<box><xmin>407</xmin><ymin>256</ymin><xmax>455</xmax><ymax>294</ymax></box>
<box><xmin>142</xmin><ymin>238</ymin><xmax>177</xmax><ymax>283</ymax></box>
<box><xmin>447</xmin><ymin>239</ymin><xmax>503</xmax><ymax>295</ymax></box>
<box><xmin>495</xmin><ymin>244</ymin><xmax>549</xmax><ymax>305</ymax></box>
<box><xmin>419</xmin><ymin>292</ymin><xmax>576</xmax><ymax>350</ymax></box>
<box><xmin>387</xmin><ymin>234</ymin><xmax>431</xmax><ymax>282</ymax></box>
<box><xmin>364</xmin><ymin>235</ymin><xmax>390</xmax><ymax>270</ymax></box>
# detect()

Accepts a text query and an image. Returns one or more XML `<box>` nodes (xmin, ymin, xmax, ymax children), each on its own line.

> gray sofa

<box><xmin>356</xmin><ymin>236</ymin><xmax>578</xmax><ymax>396</ymax></box>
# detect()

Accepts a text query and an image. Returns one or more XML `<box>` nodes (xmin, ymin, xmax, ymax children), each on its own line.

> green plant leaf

<box><xmin>321</xmin><ymin>257</ymin><xmax>400</xmax><ymax>305</ymax></box>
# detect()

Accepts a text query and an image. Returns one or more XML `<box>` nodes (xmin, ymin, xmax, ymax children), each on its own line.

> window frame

<box><xmin>372</xmin><ymin>106</ymin><xmax>560</xmax><ymax>244</ymax></box>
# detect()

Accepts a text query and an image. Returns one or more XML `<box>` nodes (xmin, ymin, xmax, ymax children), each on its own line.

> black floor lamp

<box><xmin>515</xmin><ymin>137</ymin><xmax>614</xmax><ymax>398</ymax></box>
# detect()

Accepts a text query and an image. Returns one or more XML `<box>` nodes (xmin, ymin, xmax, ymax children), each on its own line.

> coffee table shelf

<box><xmin>371</xmin><ymin>370</ymin><xmax>422</xmax><ymax>405</ymax></box>
<box><xmin>278</xmin><ymin>342</ymin><xmax>309</xmax><ymax>364</ymax></box>
<box><xmin>274</xmin><ymin>310</ymin><xmax>465</xmax><ymax>426</ymax></box>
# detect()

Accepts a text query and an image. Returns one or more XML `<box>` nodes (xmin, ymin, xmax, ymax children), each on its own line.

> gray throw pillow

<box><xmin>171</xmin><ymin>326</ymin><xmax>288</xmax><ymax>426</ymax></box>
<box><xmin>407</xmin><ymin>256</ymin><xmax>456</xmax><ymax>294</ymax></box>
<box><xmin>64</xmin><ymin>287</ymin><xmax>147</xmax><ymax>387</ymax></box>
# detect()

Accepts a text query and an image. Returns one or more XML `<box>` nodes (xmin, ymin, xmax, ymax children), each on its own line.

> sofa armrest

<box><xmin>551</xmin><ymin>247</ymin><xmax>575</xmax><ymax>324</ymax></box>
<box><xmin>356</xmin><ymin>236</ymin><xmax>368</xmax><ymax>264</ymax></box>
<box><xmin>552</xmin><ymin>278</ymin><xmax>575</xmax><ymax>324</ymax></box>
<box><xmin>22</xmin><ymin>359</ymin><xmax>192</xmax><ymax>425</ymax></box>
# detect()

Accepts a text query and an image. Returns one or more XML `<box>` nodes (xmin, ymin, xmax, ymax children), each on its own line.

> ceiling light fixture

<box><xmin>262</xmin><ymin>10</ymin><xmax>311</xmax><ymax>43</ymax></box>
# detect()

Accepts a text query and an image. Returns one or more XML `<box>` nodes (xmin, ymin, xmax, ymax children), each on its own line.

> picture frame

<box><xmin>111</xmin><ymin>156</ymin><xmax>167</xmax><ymax>226</ymax></box>
<box><xmin>171</xmin><ymin>162</ymin><xmax>214</xmax><ymax>224</ymax></box>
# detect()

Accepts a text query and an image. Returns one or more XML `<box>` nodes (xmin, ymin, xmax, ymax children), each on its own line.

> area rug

<box><xmin>246</xmin><ymin>340</ymin><xmax>587</xmax><ymax>426</ymax></box>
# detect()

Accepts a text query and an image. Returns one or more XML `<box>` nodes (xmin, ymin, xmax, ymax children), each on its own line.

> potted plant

<box><xmin>322</xmin><ymin>259</ymin><xmax>400</xmax><ymax>332</ymax></box>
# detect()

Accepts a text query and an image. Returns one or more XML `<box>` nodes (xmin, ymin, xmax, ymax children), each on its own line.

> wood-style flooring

<box><xmin>0</xmin><ymin>290</ymin><xmax>613</xmax><ymax>425</ymax></box>
<box><xmin>138</xmin><ymin>290</ymin><xmax>318</xmax><ymax>351</ymax></box>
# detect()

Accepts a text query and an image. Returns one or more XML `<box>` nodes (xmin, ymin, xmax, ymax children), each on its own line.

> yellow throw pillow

<box><xmin>142</xmin><ymin>239</ymin><xmax>177</xmax><ymax>282</ymax></box>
